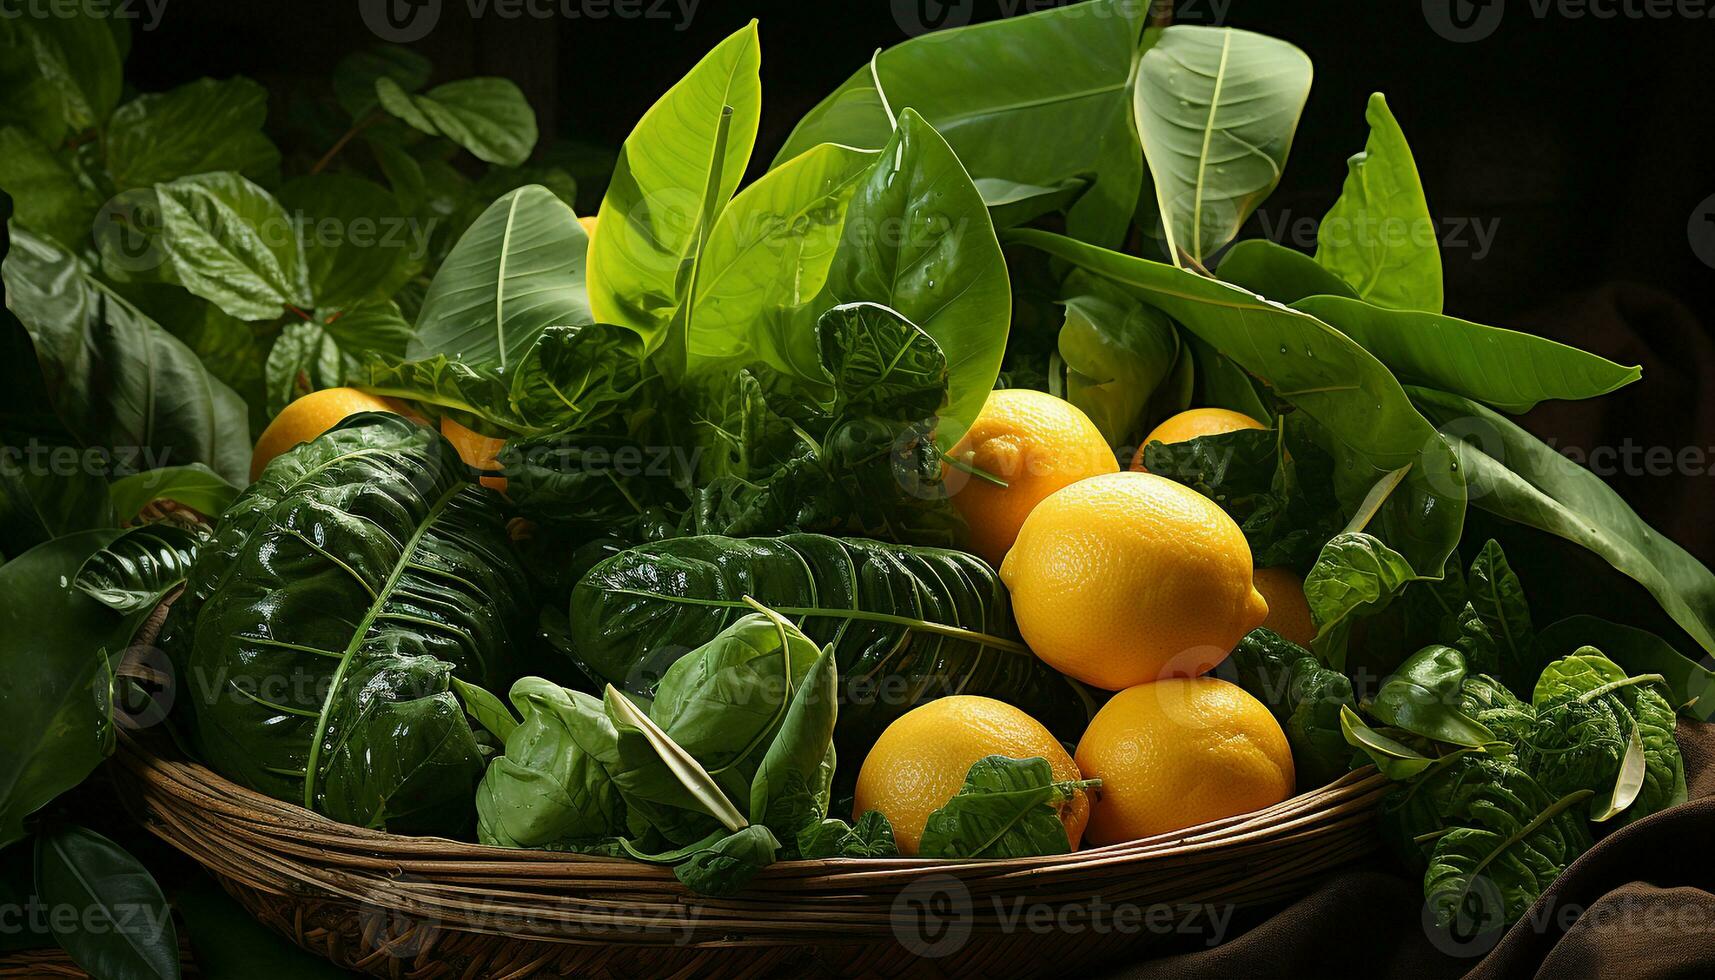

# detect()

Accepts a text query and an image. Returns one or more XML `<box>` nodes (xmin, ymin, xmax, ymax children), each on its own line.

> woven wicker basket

<box><xmin>111</xmin><ymin>728</ymin><xmax>1388</xmax><ymax>979</ymax></box>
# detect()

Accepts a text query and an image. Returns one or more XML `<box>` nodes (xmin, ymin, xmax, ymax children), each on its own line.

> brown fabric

<box><xmin>1098</xmin><ymin>722</ymin><xmax>1715</xmax><ymax>980</ymax></box>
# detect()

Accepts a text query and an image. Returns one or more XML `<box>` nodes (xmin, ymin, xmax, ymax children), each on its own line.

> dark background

<box><xmin>122</xmin><ymin>0</ymin><xmax>1715</xmax><ymax>564</ymax></box>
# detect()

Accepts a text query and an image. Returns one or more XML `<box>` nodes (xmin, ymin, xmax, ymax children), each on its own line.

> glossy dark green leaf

<box><xmin>74</xmin><ymin>523</ymin><xmax>201</xmax><ymax>614</ymax></box>
<box><xmin>569</xmin><ymin>534</ymin><xmax>1088</xmax><ymax>761</ymax></box>
<box><xmin>0</xmin><ymin>13</ymin><xmax>121</xmax><ymax>141</ymax></box>
<box><xmin>2</xmin><ymin>228</ymin><xmax>252</xmax><ymax>484</ymax></box>
<box><xmin>1314</xmin><ymin>93</ymin><xmax>1442</xmax><ymax>312</ymax></box>
<box><xmin>1465</xmin><ymin>540</ymin><xmax>1537</xmax><ymax>690</ymax></box>
<box><xmin>750</xmin><ymin>641</ymin><xmax>840</xmax><ymax>833</ymax></box>
<box><xmin>1304</xmin><ymin>532</ymin><xmax>1426</xmax><ymax>664</ymax></box>
<box><xmin>0</xmin><ymin>530</ymin><xmax>127</xmax><ymax>848</ymax></box>
<box><xmin>105</xmin><ymin>78</ymin><xmax>279</xmax><ymax>191</ymax></box>
<box><xmin>0</xmin><ymin>441</ymin><xmax>114</xmax><ymax>557</ymax></box>
<box><xmin>266</xmin><ymin>303</ymin><xmax>412</xmax><ymax>416</ymax></box>
<box><xmin>1370</xmin><ymin>645</ymin><xmax>1495</xmax><ymax>747</ymax></box>
<box><xmin>797</xmin><ymin>810</ymin><xmax>898</xmax><ymax>859</ymax></box>
<box><xmin>670</xmin><ymin>823</ymin><xmax>780</xmax><ymax>897</ymax></box>
<box><xmin>160</xmin><ymin>414</ymin><xmax>533</xmax><ymax>833</ymax></box>
<box><xmin>155</xmin><ymin>172</ymin><xmax>310</xmax><ymax>321</ymax></box>
<box><xmin>776</xmin><ymin>0</ymin><xmax>1150</xmax><ymax>247</ymax></box>
<box><xmin>1413</xmin><ymin>388</ymin><xmax>1715</xmax><ymax>658</ymax></box>
<box><xmin>917</xmin><ymin>755</ymin><xmax>1094</xmax><ymax>859</ymax></box>
<box><xmin>1424</xmin><ymin>790</ymin><xmax>1592</xmax><ymax>930</ymax></box>
<box><xmin>35</xmin><ymin>826</ymin><xmax>180</xmax><ymax>980</ymax></box>
<box><xmin>1339</xmin><ymin>705</ymin><xmax>1437</xmax><ymax>780</ymax></box>
<box><xmin>475</xmin><ymin>678</ymin><xmax>626</xmax><ymax>849</ymax></box>
<box><xmin>1227</xmin><ymin>628</ymin><xmax>1356</xmax><ymax>786</ymax></box>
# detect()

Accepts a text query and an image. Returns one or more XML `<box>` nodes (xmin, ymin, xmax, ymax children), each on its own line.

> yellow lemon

<box><xmin>948</xmin><ymin>389</ymin><xmax>1118</xmax><ymax>568</ymax></box>
<box><xmin>251</xmin><ymin>387</ymin><xmax>395</xmax><ymax>481</ymax></box>
<box><xmin>440</xmin><ymin>416</ymin><xmax>509</xmax><ymax>493</ymax></box>
<box><xmin>999</xmin><ymin>471</ymin><xmax>1268</xmax><ymax>689</ymax></box>
<box><xmin>1130</xmin><ymin>407</ymin><xmax>1265</xmax><ymax>471</ymax></box>
<box><xmin>1075</xmin><ymin>677</ymin><xmax>1294</xmax><ymax>845</ymax></box>
<box><xmin>1252</xmin><ymin>566</ymin><xmax>1317</xmax><ymax>648</ymax></box>
<box><xmin>853</xmin><ymin>696</ymin><xmax>1091</xmax><ymax>856</ymax></box>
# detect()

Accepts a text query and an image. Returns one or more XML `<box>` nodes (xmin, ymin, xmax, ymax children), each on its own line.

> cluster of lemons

<box><xmin>857</xmin><ymin>391</ymin><xmax>1314</xmax><ymax>854</ymax></box>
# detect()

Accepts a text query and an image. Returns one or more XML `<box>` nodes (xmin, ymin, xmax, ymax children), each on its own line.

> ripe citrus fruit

<box><xmin>1252</xmin><ymin>566</ymin><xmax>1316</xmax><ymax>648</ymax></box>
<box><xmin>1130</xmin><ymin>407</ymin><xmax>1265</xmax><ymax>471</ymax></box>
<box><xmin>999</xmin><ymin>471</ymin><xmax>1268</xmax><ymax>689</ymax></box>
<box><xmin>440</xmin><ymin>416</ymin><xmax>509</xmax><ymax>493</ymax></box>
<box><xmin>853</xmin><ymin>695</ymin><xmax>1091</xmax><ymax>856</ymax></box>
<box><xmin>947</xmin><ymin>389</ymin><xmax>1118</xmax><ymax>567</ymax></box>
<box><xmin>1074</xmin><ymin>677</ymin><xmax>1294</xmax><ymax>844</ymax></box>
<box><xmin>251</xmin><ymin>387</ymin><xmax>395</xmax><ymax>481</ymax></box>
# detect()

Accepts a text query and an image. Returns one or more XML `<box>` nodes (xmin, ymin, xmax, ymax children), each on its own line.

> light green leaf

<box><xmin>1305</xmin><ymin>531</ymin><xmax>1426</xmax><ymax>664</ymax></box>
<box><xmin>1217</xmin><ymin>238</ymin><xmax>1359</xmax><ymax>303</ymax></box>
<box><xmin>1057</xmin><ymin>270</ymin><xmax>1180</xmax><ymax>447</ymax></box>
<box><xmin>1315</xmin><ymin>93</ymin><xmax>1442</xmax><ymax>311</ymax></box>
<box><xmin>154</xmin><ymin>172</ymin><xmax>310</xmax><ymax>321</ymax></box>
<box><xmin>375</xmin><ymin>76</ymin><xmax>537</xmax><ymax>167</ymax></box>
<box><xmin>407</xmin><ymin>185</ymin><xmax>591</xmax><ymax>373</ymax></box>
<box><xmin>105</xmin><ymin>78</ymin><xmax>279</xmax><ymax>190</ymax></box>
<box><xmin>689</xmin><ymin>141</ymin><xmax>877</xmax><ymax>380</ymax></box>
<box><xmin>1135</xmin><ymin>26</ymin><xmax>1312</xmax><ymax>263</ymax></box>
<box><xmin>1296</xmin><ymin>295</ymin><xmax>1640</xmax><ymax>414</ymax></box>
<box><xmin>588</xmin><ymin>22</ymin><xmax>761</xmax><ymax>357</ymax></box>
<box><xmin>106</xmin><ymin>463</ymin><xmax>238</xmax><ymax>522</ymax></box>
<box><xmin>774</xmin><ymin>0</ymin><xmax>1151</xmax><ymax>248</ymax></box>
<box><xmin>1536</xmin><ymin>616</ymin><xmax>1715</xmax><ymax>721</ymax></box>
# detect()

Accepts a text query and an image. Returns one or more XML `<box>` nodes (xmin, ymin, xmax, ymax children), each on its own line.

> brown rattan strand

<box><xmin>111</xmin><ymin>728</ymin><xmax>1389</xmax><ymax>979</ymax></box>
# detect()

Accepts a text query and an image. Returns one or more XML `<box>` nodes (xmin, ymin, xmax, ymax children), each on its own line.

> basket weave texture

<box><xmin>112</xmin><ymin>729</ymin><xmax>1388</xmax><ymax>979</ymax></box>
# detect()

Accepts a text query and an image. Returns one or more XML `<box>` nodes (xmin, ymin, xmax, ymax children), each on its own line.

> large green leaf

<box><xmin>1413</xmin><ymin>388</ymin><xmax>1715</xmax><ymax>657</ymax></box>
<box><xmin>0</xmin><ymin>530</ymin><xmax>126</xmax><ymax>848</ymax></box>
<box><xmin>407</xmin><ymin>185</ymin><xmax>591</xmax><ymax>373</ymax></box>
<box><xmin>154</xmin><ymin>172</ymin><xmax>310</xmax><ymax>321</ymax></box>
<box><xmin>1217</xmin><ymin>239</ymin><xmax>1358</xmax><ymax>303</ymax></box>
<box><xmin>917</xmin><ymin>755</ymin><xmax>1094</xmax><ymax>860</ymax></box>
<box><xmin>1296</xmin><ymin>295</ymin><xmax>1639</xmax><ymax>414</ymax></box>
<box><xmin>1012</xmin><ymin>229</ymin><xmax>1465</xmax><ymax>574</ymax></box>
<box><xmin>475</xmin><ymin>678</ymin><xmax>627</xmax><ymax>849</ymax></box>
<box><xmin>689</xmin><ymin>141</ymin><xmax>876</xmax><ymax>380</ymax></box>
<box><xmin>2</xmin><ymin>228</ymin><xmax>252</xmax><ymax>483</ymax></box>
<box><xmin>1056</xmin><ymin>270</ymin><xmax>1180</xmax><ymax>447</ymax></box>
<box><xmin>75</xmin><ymin>523</ymin><xmax>202</xmax><ymax>614</ymax></box>
<box><xmin>0</xmin><ymin>441</ymin><xmax>114</xmax><ymax>557</ymax></box>
<box><xmin>774</xmin><ymin>0</ymin><xmax>1151</xmax><ymax>248</ymax></box>
<box><xmin>160</xmin><ymin>414</ymin><xmax>534</xmax><ymax>832</ymax></box>
<box><xmin>1134</xmin><ymin>26</ymin><xmax>1312</xmax><ymax>263</ymax></box>
<box><xmin>105</xmin><ymin>78</ymin><xmax>279</xmax><ymax>190</ymax></box>
<box><xmin>569</xmin><ymin>533</ymin><xmax>1089</xmax><ymax>762</ymax></box>
<box><xmin>106</xmin><ymin>463</ymin><xmax>237</xmax><ymax>523</ymax></box>
<box><xmin>333</xmin><ymin>46</ymin><xmax>431</xmax><ymax>119</ymax></box>
<box><xmin>278</xmin><ymin>173</ymin><xmax>420</xmax><ymax>310</ymax></box>
<box><xmin>1315</xmin><ymin>93</ymin><xmax>1442</xmax><ymax>312</ymax></box>
<box><xmin>375</xmin><ymin>76</ymin><xmax>538</xmax><ymax>167</ymax></box>
<box><xmin>266</xmin><ymin>302</ymin><xmax>412</xmax><ymax>415</ymax></box>
<box><xmin>1537</xmin><ymin>616</ymin><xmax>1715</xmax><ymax>721</ymax></box>
<box><xmin>35</xmin><ymin>826</ymin><xmax>180</xmax><ymax>980</ymax></box>
<box><xmin>0</xmin><ymin>126</ymin><xmax>96</xmax><ymax>250</ymax></box>
<box><xmin>824</xmin><ymin>109</ymin><xmax>1011</xmax><ymax>446</ymax></box>
<box><xmin>588</xmin><ymin>22</ymin><xmax>761</xmax><ymax>355</ymax></box>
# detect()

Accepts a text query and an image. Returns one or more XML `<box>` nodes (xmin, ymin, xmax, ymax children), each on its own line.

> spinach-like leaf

<box><xmin>1340</xmin><ymin>704</ymin><xmax>1438</xmax><ymax>780</ymax></box>
<box><xmin>1464</xmin><ymin>540</ymin><xmax>1538</xmax><ymax>689</ymax></box>
<box><xmin>1303</xmin><ymin>532</ymin><xmax>1426</xmax><ymax>664</ymax></box>
<box><xmin>1369</xmin><ymin>645</ymin><xmax>1495</xmax><ymax>747</ymax></box>
<box><xmin>474</xmin><ymin>678</ymin><xmax>626</xmax><ymax>849</ymax></box>
<box><xmin>35</xmin><ymin>826</ymin><xmax>180</xmax><ymax>980</ymax></box>
<box><xmin>161</xmin><ymin>413</ymin><xmax>533</xmax><ymax>833</ymax></box>
<box><xmin>917</xmin><ymin>755</ymin><xmax>1096</xmax><ymax>860</ymax></box>
<box><xmin>749</xmin><ymin>641</ymin><xmax>840</xmax><ymax>835</ymax></box>
<box><xmin>1413</xmin><ymin>388</ymin><xmax>1715</xmax><ymax>658</ymax></box>
<box><xmin>1380</xmin><ymin>754</ymin><xmax>1581</xmax><ymax>871</ymax></box>
<box><xmin>823</xmin><ymin>109</ymin><xmax>1010</xmax><ymax>447</ymax></box>
<box><xmin>1537</xmin><ymin>616</ymin><xmax>1715</xmax><ymax>721</ymax></box>
<box><xmin>797</xmin><ymin>810</ymin><xmax>898</xmax><ymax>859</ymax></box>
<box><xmin>588</xmin><ymin>22</ymin><xmax>761</xmax><ymax>356</ymax></box>
<box><xmin>74</xmin><ymin>523</ymin><xmax>200</xmax><ymax>614</ymax></box>
<box><xmin>1456</xmin><ymin>673</ymin><xmax>1535</xmax><ymax>754</ymax></box>
<box><xmin>1297</xmin><ymin>296</ymin><xmax>1639</xmax><ymax>414</ymax></box>
<box><xmin>774</xmin><ymin>0</ymin><xmax>1150</xmax><ymax>247</ymax></box>
<box><xmin>1134</xmin><ymin>26</ymin><xmax>1312</xmax><ymax>263</ymax></box>
<box><xmin>3</xmin><ymin>228</ymin><xmax>253</xmax><ymax>483</ymax></box>
<box><xmin>1314</xmin><ymin>93</ymin><xmax>1442</xmax><ymax>312</ymax></box>
<box><xmin>0</xmin><ymin>530</ymin><xmax>129</xmax><ymax>848</ymax></box>
<box><xmin>265</xmin><ymin>303</ymin><xmax>413</xmax><ymax>416</ymax></box>
<box><xmin>569</xmin><ymin>533</ymin><xmax>1089</xmax><ymax>759</ymax></box>
<box><xmin>1423</xmin><ymin>790</ymin><xmax>1592</xmax><ymax>931</ymax></box>
<box><xmin>407</xmin><ymin>185</ymin><xmax>592</xmax><ymax>373</ymax></box>
<box><xmin>1226</xmin><ymin>628</ymin><xmax>1356</xmax><ymax>787</ymax></box>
